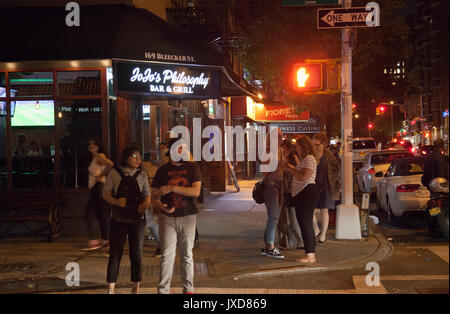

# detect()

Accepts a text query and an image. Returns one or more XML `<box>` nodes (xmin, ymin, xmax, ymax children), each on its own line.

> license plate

<box><xmin>429</xmin><ymin>207</ymin><xmax>441</xmax><ymax>217</ymax></box>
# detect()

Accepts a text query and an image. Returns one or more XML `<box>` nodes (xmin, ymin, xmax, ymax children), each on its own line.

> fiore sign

<box><xmin>114</xmin><ymin>61</ymin><xmax>220</xmax><ymax>98</ymax></box>
<box><xmin>255</xmin><ymin>104</ymin><xmax>310</xmax><ymax>122</ymax></box>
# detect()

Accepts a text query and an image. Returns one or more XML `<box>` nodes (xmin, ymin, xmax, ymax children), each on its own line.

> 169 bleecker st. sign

<box><xmin>115</xmin><ymin>61</ymin><xmax>220</xmax><ymax>98</ymax></box>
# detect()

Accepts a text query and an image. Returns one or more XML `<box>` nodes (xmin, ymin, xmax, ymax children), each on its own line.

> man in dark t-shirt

<box><xmin>151</xmin><ymin>139</ymin><xmax>202</xmax><ymax>294</ymax></box>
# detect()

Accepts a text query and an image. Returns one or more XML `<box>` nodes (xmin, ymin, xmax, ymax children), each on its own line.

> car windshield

<box><xmin>353</xmin><ymin>140</ymin><xmax>376</xmax><ymax>150</ymax></box>
<box><xmin>394</xmin><ymin>162</ymin><xmax>425</xmax><ymax>176</ymax></box>
<box><xmin>371</xmin><ymin>153</ymin><xmax>413</xmax><ymax>165</ymax></box>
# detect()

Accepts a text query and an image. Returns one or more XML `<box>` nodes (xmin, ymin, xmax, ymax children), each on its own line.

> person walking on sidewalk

<box><xmin>151</xmin><ymin>138</ymin><xmax>202</xmax><ymax>294</ymax></box>
<box><xmin>103</xmin><ymin>146</ymin><xmax>151</xmax><ymax>294</ymax></box>
<box><xmin>312</xmin><ymin>133</ymin><xmax>341</xmax><ymax>244</ymax></box>
<box><xmin>260</xmin><ymin>129</ymin><xmax>286</xmax><ymax>259</ymax></box>
<box><xmin>82</xmin><ymin>137</ymin><xmax>114</xmax><ymax>251</ymax></box>
<box><xmin>281</xmin><ymin>136</ymin><xmax>320</xmax><ymax>264</ymax></box>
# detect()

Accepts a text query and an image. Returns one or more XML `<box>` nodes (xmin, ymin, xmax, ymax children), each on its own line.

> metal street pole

<box><xmin>391</xmin><ymin>104</ymin><xmax>394</xmax><ymax>138</ymax></box>
<box><xmin>336</xmin><ymin>0</ymin><xmax>361</xmax><ymax>240</ymax></box>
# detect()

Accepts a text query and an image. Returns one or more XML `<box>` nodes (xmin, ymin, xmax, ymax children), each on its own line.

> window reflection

<box><xmin>57</xmin><ymin>71</ymin><xmax>101</xmax><ymax>96</ymax></box>
<box><xmin>9</xmin><ymin>72</ymin><xmax>54</xmax><ymax>98</ymax></box>
<box><xmin>58</xmin><ymin>99</ymin><xmax>102</xmax><ymax>189</ymax></box>
<box><xmin>0</xmin><ymin>101</ymin><xmax>6</xmax><ymax>191</ymax></box>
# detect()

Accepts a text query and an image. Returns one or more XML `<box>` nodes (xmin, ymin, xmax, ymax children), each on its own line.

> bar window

<box><xmin>11</xmin><ymin>100</ymin><xmax>55</xmax><ymax>189</ymax></box>
<box><xmin>57</xmin><ymin>71</ymin><xmax>101</xmax><ymax>96</ymax></box>
<box><xmin>58</xmin><ymin>99</ymin><xmax>102</xmax><ymax>189</ymax></box>
<box><xmin>9</xmin><ymin>72</ymin><xmax>54</xmax><ymax>98</ymax></box>
<box><xmin>0</xmin><ymin>73</ymin><xmax>6</xmax><ymax>98</ymax></box>
<box><xmin>0</xmin><ymin>101</ymin><xmax>6</xmax><ymax>191</ymax></box>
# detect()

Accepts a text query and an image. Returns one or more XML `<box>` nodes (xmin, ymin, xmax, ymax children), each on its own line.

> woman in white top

<box><xmin>281</xmin><ymin>136</ymin><xmax>320</xmax><ymax>264</ymax></box>
<box><xmin>82</xmin><ymin>137</ymin><xmax>114</xmax><ymax>251</ymax></box>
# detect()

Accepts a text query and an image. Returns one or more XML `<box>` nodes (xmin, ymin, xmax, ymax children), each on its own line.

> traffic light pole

<box><xmin>336</xmin><ymin>0</ymin><xmax>362</xmax><ymax>240</ymax></box>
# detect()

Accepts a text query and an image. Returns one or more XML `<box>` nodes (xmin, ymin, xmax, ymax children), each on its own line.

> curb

<box><xmin>228</xmin><ymin>222</ymin><xmax>393</xmax><ymax>280</ymax></box>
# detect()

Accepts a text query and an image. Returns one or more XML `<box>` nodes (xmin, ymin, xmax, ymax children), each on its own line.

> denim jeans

<box><xmin>263</xmin><ymin>183</ymin><xmax>283</xmax><ymax>246</ymax></box>
<box><xmin>106</xmin><ymin>218</ymin><xmax>145</xmax><ymax>283</ymax></box>
<box><xmin>84</xmin><ymin>182</ymin><xmax>109</xmax><ymax>240</ymax></box>
<box><xmin>158</xmin><ymin>214</ymin><xmax>197</xmax><ymax>294</ymax></box>
<box><xmin>145</xmin><ymin>207</ymin><xmax>160</xmax><ymax>245</ymax></box>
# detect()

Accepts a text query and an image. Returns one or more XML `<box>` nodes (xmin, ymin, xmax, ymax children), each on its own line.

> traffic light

<box><xmin>380</xmin><ymin>105</ymin><xmax>386</xmax><ymax>113</ymax></box>
<box><xmin>292</xmin><ymin>63</ymin><xmax>323</xmax><ymax>91</ymax></box>
<box><xmin>368</xmin><ymin>123</ymin><xmax>374</xmax><ymax>130</ymax></box>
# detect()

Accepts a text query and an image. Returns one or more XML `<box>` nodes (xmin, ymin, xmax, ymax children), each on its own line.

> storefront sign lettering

<box><xmin>115</xmin><ymin>61</ymin><xmax>220</xmax><ymax>98</ymax></box>
<box><xmin>144</xmin><ymin>52</ymin><xmax>196</xmax><ymax>63</ymax></box>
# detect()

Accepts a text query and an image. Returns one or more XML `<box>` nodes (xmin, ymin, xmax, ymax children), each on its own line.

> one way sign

<box><xmin>317</xmin><ymin>7</ymin><xmax>380</xmax><ymax>29</ymax></box>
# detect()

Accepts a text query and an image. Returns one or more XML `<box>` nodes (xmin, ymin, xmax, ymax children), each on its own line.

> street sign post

<box><xmin>317</xmin><ymin>7</ymin><xmax>379</xmax><ymax>29</ymax></box>
<box><xmin>283</xmin><ymin>0</ymin><xmax>341</xmax><ymax>6</ymax></box>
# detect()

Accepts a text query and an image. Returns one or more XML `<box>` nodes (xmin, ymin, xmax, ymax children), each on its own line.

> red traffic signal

<box><xmin>380</xmin><ymin>105</ymin><xmax>386</xmax><ymax>113</ymax></box>
<box><xmin>292</xmin><ymin>63</ymin><xmax>323</xmax><ymax>91</ymax></box>
<box><xmin>368</xmin><ymin>123</ymin><xmax>374</xmax><ymax>130</ymax></box>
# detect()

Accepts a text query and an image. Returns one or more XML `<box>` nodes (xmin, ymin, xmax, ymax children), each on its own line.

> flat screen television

<box><xmin>11</xmin><ymin>100</ymin><xmax>54</xmax><ymax>127</ymax></box>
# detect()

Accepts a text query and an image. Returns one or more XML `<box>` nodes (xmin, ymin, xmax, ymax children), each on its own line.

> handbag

<box><xmin>252</xmin><ymin>180</ymin><xmax>265</xmax><ymax>204</ymax></box>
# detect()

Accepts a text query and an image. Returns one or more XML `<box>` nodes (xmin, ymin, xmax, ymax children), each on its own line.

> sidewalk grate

<box><xmin>118</xmin><ymin>261</ymin><xmax>208</xmax><ymax>278</ymax></box>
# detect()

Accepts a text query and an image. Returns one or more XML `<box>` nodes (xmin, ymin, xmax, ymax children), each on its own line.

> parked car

<box><xmin>376</xmin><ymin>157</ymin><xmax>430</xmax><ymax>225</ymax></box>
<box><xmin>357</xmin><ymin>150</ymin><xmax>414</xmax><ymax>194</ymax></box>
<box><xmin>387</xmin><ymin>140</ymin><xmax>414</xmax><ymax>153</ymax></box>
<box><xmin>352</xmin><ymin>138</ymin><xmax>378</xmax><ymax>170</ymax></box>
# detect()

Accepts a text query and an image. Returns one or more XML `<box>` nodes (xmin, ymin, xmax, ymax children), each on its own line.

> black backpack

<box><xmin>252</xmin><ymin>181</ymin><xmax>265</xmax><ymax>204</ymax></box>
<box><xmin>112</xmin><ymin>168</ymin><xmax>145</xmax><ymax>223</ymax></box>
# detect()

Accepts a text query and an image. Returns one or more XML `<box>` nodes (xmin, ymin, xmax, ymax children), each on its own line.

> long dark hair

<box><xmin>294</xmin><ymin>136</ymin><xmax>316</xmax><ymax>160</ymax></box>
<box><xmin>280</xmin><ymin>139</ymin><xmax>297</xmax><ymax>165</ymax></box>
<box><xmin>88</xmin><ymin>137</ymin><xmax>104</xmax><ymax>161</ymax></box>
<box><xmin>119</xmin><ymin>146</ymin><xmax>141</xmax><ymax>168</ymax></box>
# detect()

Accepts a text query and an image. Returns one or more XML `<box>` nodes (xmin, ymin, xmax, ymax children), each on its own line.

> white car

<box><xmin>357</xmin><ymin>150</ymin><xmax>414</xmax><ymax>194</ymax></box>
<box><xmin>352</xmin><ymin>138</ymin><xmax>378</xmax><ymax>170</ymax></box>
<box><xmin>376</xmin><ymin>157</ymin><xmax>430</xmax><ymax>224</ymax></box>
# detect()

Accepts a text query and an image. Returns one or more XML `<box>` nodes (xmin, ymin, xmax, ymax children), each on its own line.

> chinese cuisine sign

<box><xmin>114</xmin><ymin>61</ymin><xmax>220</xmax><ymax>98</ymax></box>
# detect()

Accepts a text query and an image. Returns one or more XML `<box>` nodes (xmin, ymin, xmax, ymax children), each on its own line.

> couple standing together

<box><xmin>262</xmin><ymin>132</ymin><xmax>340</xmax><ymax>263</ymax></box>
<box><xmin>87</xmin><ymin>138</ymin><xmax>201</xmax><ymax>294</ymax></box>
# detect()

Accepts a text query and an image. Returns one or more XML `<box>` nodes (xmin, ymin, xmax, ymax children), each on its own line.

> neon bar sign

<box><xmin>115</xmin><ymin>61</ymin><xmax>220</xmax><ymax>98</ymax></box>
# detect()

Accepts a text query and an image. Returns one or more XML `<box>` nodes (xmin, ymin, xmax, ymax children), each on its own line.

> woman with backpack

<box><xmin>103</xmin><ymin>146</ymin><xmax>151</xmax><ymax>294</ymax></box>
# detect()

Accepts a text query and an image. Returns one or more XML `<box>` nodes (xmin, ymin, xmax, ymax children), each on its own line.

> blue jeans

<box><xmin>145</xmin><ymin>208</ymin><xmax>160</xmax><ymax>245</ymax></box>
<box><xmin>263</xmin><ymin>183</ymin><xmax>282</xmax><ymax>246</ymax></box>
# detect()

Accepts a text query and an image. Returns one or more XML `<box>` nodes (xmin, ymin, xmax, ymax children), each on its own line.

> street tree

<box><xmin>233</xmin><ymin>0</ymin><xmax>412</xmax><ymax>138</ymax></box>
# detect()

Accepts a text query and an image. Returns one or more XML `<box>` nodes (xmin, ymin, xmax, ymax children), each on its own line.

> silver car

<box><xmin>357</xmin><ymin>150</ymin><xmax>414</xmax><ymax>194</ymax></box>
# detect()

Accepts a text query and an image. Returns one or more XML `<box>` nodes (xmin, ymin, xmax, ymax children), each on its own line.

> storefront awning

<box><xmin>0</xmin><ymin>4</ymin><xmax>252</xmax><ymax>97</ymax></box>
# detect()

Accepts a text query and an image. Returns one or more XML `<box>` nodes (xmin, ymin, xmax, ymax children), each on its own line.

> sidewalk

<box><xmin>0</xmin><ymin>180</ymin><xmax>392</xmax><ymax>294</ymax></box>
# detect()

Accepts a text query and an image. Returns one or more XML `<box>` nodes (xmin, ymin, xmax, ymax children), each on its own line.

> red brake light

<box><xmin>396</xmin><ymin>184</ymin><xmax>421</xmax><ymax>192</ymax></box>
<box><xmin>422</xmin><ymin>151</ymin><xmax>428</xmax><ymax>155</ymax></box>
<box><xmin>410</xmin><ymin>148</ymin><xmax>416</xmax><ymax>153</ymax></box>
<box><xmin>368</xmin><ymin>168</ymin><xmax>376</xmax><ymax>174</ymax></box>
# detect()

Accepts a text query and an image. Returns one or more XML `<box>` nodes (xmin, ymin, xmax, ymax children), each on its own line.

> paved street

<box><xmin>0</xmin><ymin>180</ymin><xmax>447</xmax><ymax>295</ymax></box>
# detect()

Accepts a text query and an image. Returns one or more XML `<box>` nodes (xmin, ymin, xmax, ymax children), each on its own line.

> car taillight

<box><xmin>368</xmin><ymin>168</ymin><xmax>376</xmax><ymax>174</ymax></box>
<box><xmin>396</xmin><ymin>184</ymin><xmax>421</xmax><ymax>192</ymax></box>
<box><xmin>410</xmin><ymin>147</ymin><xmax>416</xmax><ymax>153</ymax></box>
<box><xmin>422</xmin><ymin>150</ymin><xmax>428</xmax><ymax>155</ymax></box>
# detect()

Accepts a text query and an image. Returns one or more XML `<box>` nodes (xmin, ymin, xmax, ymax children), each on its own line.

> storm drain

<box><xmin>118</xmin><ymin>261</ymin><xmax>208</xmax><ymax>278</ymax></box>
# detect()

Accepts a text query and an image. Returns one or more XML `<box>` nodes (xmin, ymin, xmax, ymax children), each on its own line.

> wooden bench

<box><xmin>0</xmin><ymin>190</ymin><xmax>61</xmax><ymax>241</ymax></box>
